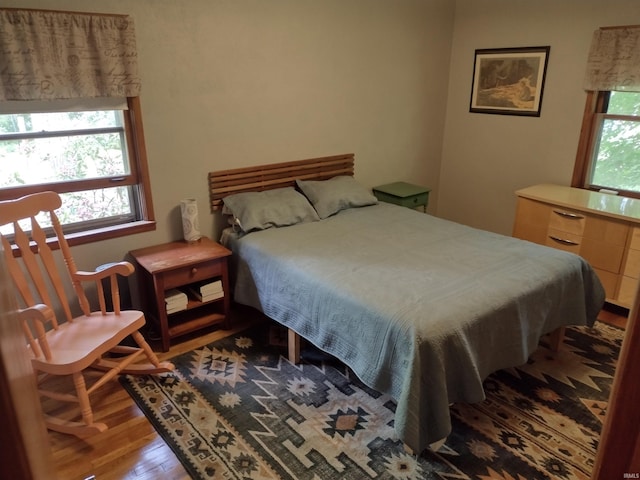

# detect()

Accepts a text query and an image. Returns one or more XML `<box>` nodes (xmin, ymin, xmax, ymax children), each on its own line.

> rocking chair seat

<box><xmin>31</xmin><ymin>310</ymin><xmax>147</xmax><ymax>375</ymax></box>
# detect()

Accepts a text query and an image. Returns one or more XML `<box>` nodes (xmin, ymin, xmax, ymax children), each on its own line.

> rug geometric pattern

<box><xmin>120</xmin><ymin>321</ymin><xmax>623</xmax><ymax>480</ymax></box>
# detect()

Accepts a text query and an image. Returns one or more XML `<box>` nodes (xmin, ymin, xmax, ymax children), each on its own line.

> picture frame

<box><xmin>469</xmin><ymin>46</ymin><xmax>550</xmax><ymax>116</ymax></box>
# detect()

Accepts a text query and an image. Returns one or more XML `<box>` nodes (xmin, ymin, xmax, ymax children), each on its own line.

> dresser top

<box><xmin>516</xmin><ymin>184</ymin><xmax>640</xmax><ymax>224</ymax></box>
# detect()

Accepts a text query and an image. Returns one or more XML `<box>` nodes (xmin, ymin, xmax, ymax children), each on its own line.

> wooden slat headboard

<box><xmin>208</xmin><ymin>153</ymin><xmax>355</xmax><ymax>211</ymax></box>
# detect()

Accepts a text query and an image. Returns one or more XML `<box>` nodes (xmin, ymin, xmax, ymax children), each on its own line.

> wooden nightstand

<box><xmin>373</xmin><ymin>181</ymin><xmax>430</xmax><ymax>212</ymax></box>
<box><xmin>130</xmin><ymin>237</ymin><xmax>232</xmax><ymax>352</ymax></box>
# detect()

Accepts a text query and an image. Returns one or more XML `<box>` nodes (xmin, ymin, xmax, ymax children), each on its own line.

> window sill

<box><xmin>9</xmin><ymin>221</ymin><xmax>156</xmax><ymax>257</ymax></box>
<box><xmin>20</xmin><ymin>221</ymin><xmax>156</xmax><ymax>254</ymax></box>
<box><xmin>585</xmin><ymin>186</ymin><xmax>640</xmax><ymax>201</ymax></box>
<box><xmin>64</xmin><ymin>220</ymin><xmax>157</xmax><ymax>248</ymax></box>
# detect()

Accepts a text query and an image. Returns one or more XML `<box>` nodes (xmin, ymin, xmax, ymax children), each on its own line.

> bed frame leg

<box><xmin>288</xmin><ymin>328</ymin><xmax>301</xmax><ymax>364</ymax></box>
<box><xmin>548</xmin><ymin>326</ymin><xmax>565</xmax><ymax>352</ymax></box>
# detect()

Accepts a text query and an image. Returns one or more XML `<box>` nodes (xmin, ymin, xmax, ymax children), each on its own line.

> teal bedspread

<box><xmin>224</xmin><ymin>202</ymin><xmax>605</xmax><ymax>453</ymax></box>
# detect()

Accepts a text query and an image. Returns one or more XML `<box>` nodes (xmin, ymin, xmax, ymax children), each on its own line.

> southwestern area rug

<box><xmin>121</xmin><ymin>320</ymin><xmax>623</xmax><ymax>480</ymax></box>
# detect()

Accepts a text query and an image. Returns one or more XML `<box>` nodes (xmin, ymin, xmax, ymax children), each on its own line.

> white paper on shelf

<box><xmin>165</xmin><ymin>288</ymin><xmax>188</xmax><ymax>304</ymax></box>
<box><xmin>166</xmin><ymin>303</ymin><xmax>187</xmax><ymax>314</ymax></box>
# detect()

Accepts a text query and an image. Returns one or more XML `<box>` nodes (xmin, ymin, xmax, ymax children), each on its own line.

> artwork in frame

<box><xmin>469</xmin><ymin>46</ymin><xmax>550</xmax><ymax>116</ymax></box>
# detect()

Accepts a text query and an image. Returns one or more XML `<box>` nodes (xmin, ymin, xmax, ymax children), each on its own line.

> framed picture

<box><xmin>469</xmin><ymin>46</ymin><xmax>550</xmax><ymax>116</ymax></box>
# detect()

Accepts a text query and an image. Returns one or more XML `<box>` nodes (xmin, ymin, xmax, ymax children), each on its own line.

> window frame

<box><xmin>0</xmin><ymin>96</ymin><xmax>156</xmax><ymax>247</ymax></box>
<box><xmin>572</xmin><ymin>90</ymin><xmax>640</xmax><ymax>199</ymax></box>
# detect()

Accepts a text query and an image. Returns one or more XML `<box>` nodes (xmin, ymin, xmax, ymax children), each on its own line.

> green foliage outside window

<box><xmin>0</xmin><ymin>110</ymin><xmax>133</xmax><ymax>232</ymax></box>
<box><xmin>591</xmin><ymin>91</ymin><xmax>640</xmax><ymax>193</ymax></box>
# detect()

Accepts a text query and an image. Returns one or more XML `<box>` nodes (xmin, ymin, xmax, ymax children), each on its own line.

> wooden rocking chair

<box><xmin>0</xmin><ymin>191</ymin><xmax>174</xmax><ymax>438</ymax></box>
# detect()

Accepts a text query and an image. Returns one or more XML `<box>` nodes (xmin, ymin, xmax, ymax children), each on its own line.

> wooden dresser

<box><xmin>513</xmin><ymin>184</ymin><xmax>640</xmax><ymax>309</ymax></box>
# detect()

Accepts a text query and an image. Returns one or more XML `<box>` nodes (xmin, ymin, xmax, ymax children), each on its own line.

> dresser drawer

<box><xmin>594</xmin><ymin>268</ymin><xmax>619</xmax><ymax>301</ymax></box>
<box><xmin>617</xmin><ymin>275</ymin><xmax>639</xmax><ymax>307</ymax></box>
<box><xmin>623</xmin><ymin>227</ymin><xmax>640</xmax><ymax>280</ymax></box>
<box><xmin>581</xmin><ymin>239</ymin><xmax>625</xmax><ymax>274</ymax></box>
<box><xmin>548</xmin><ymin>208</ymin><xmax>586</xmax><ymax>235</ymax></box>
<box><xmin>584</xmin><ymin>215</ymin><xmax>628</xmax><ymax>246</ymax></box>
<box><xmin>162</xmin><ymin>259</ymin><xmax>225</xmax><ymax>289</ymax></box>
<box><xmin>629</xmin><ymin>227</ymin><xmax>640</xmax><ymax>250</ymax></box>
<box><xmin>545</xmin><ymin>228</ymin><xmax>581</xmax><ymax>254</ymax></box>
<box><xmin>515</xmin><ymin>198</ymin><xmax>552</xmax><ymax>226</ymax></box>
<box><xmin>512</xmin><ymin>198</ymin><xmax>552</xmax><ymax>244</ymax></box>
<box><xmin>623</xmin><ymin>246</ymin><xmax>640</xmax><ymax>279</ymax></box>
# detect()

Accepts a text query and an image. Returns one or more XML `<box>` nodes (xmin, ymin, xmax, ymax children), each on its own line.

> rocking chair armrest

<box><xmin>18</xmin><ymin>304</ymin><xmax>55</xmax><ymax>360</ymax></box>
<box><xmin>74</xmin><ymin>261</ymin><xmax>136</xmax><ymax>283</ymax></box>
<box><xmin>18</xmin><ymin>303</ymin><xmax>54</xmax><ymax>324</ymax></box>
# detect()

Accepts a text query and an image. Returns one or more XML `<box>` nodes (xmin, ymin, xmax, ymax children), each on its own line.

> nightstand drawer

<box><xmin>374</xmin><ymin>190</ymin><xmax>429</xmax><ymax>208</ymax></box>
<box><xmin>373</xmin><ymin>181</ymin><xmax>430</xmax><ymax>211</ymax></box>
<box><xmin>163</xmin><ymin>259</ymin><xmax>224</xmax><ymax>289</ymax></box>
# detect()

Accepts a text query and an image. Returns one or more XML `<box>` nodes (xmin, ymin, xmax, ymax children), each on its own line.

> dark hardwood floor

<box><xmin>598</xmin><ymin>302</ymin><xmax>628</xmax><ymax>329</ymax></box>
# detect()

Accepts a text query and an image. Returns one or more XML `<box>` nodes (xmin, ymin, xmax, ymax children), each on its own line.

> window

<box><xmin>0</xmin><ymin>97</ymin><xmax>155</xmax><ymax>245</ymax></box>
<box><xmin>573</xmin><ymin>90</ymin><xmax>640</xmax><ymax>198</ymax></box>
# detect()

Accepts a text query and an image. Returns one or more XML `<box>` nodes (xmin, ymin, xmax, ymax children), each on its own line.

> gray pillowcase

<box><xmin>296</xmin><ymin>176</ymin><xmax>378</xmax><ymax>219</ymax></box>
<box><xmin>222</xmin><ymin>187</ymin><xmax>319</xmax><ymax>233</ymax></box>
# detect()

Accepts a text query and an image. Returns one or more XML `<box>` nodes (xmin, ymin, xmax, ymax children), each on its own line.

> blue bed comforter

<box><xmin>224</xmin><ymin>202</ymin><xmax>605</xmax><ymax>453</ymax></box>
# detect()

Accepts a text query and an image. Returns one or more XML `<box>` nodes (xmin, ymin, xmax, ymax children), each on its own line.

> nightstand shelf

<box><xmin>130</xmin><ymin>237</ymin><xmax>232</xmax><ymax>352</ymax></box>
<box><xmin>167</xmin><ymin>309</ymin><xmax>226</xmax><ymax>339</ymax></box>
<box><xmin>373</xmin><ymin>181</ymin><xmax>430</xmax><ymax>212</ymax></box>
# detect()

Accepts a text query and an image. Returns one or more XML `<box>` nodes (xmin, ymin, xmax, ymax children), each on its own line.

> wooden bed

<box><xmin>210</xmin><ymin>153</ymin><xmax>356</xmax><ymax>361</ymax></box>
<box><xmin>209</xmin><ymin>153</ymin><xmax>605</xmax><ymax>454</ymax></box>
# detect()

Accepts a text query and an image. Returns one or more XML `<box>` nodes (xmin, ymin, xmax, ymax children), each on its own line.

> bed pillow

<box><xmin>222</xmin><ymin>187</ymin><xmax>320</xmax><ymax>233</ymax></box>
<box><xmin>296</xmin><ymin>175</ymin><xmax>378</xmax><ymax>219</ymax></box>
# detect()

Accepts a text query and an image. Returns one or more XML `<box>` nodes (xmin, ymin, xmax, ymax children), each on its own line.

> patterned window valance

<box><xmin>0</xmin><ymin>8</ymin><xmax>141</xmax><ymax>101</ymax></box>
<box><xmin>584</xmin><ymin>25</ymin><xmax>640</xmax><ymax>92</ymax></box>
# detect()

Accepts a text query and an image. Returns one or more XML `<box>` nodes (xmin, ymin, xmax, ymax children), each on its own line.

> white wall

<box><xmin>439</xmin><ymin>0</ymin><xmax>640</xmax><ymax>235</ymax></box>
<box><xmin>1</xmin><ymin>0</ymin><xmax>454</xmax><ymax>272</ymax></box>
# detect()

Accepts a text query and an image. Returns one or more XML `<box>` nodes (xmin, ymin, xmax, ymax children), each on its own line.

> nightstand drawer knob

<box><xmin>191</xmin><ymin>267</ymin><xmax>198</xmax><ymax>275</ymax></box>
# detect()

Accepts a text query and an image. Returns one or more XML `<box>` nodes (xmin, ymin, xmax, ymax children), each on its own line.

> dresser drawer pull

<box><xmin>191</xmin><ymin>267</ymin><xmax>198</xmax><ymax>275</ymax></box>
<box><xmin>552</xmin><ymin>209</ymin><xmax>584</xmax><ymax>220</ymax></box>
<box><xmin>549</xmin><ymin>235</ymin><xmax>580</xmax><ymax>246</ymax></box>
